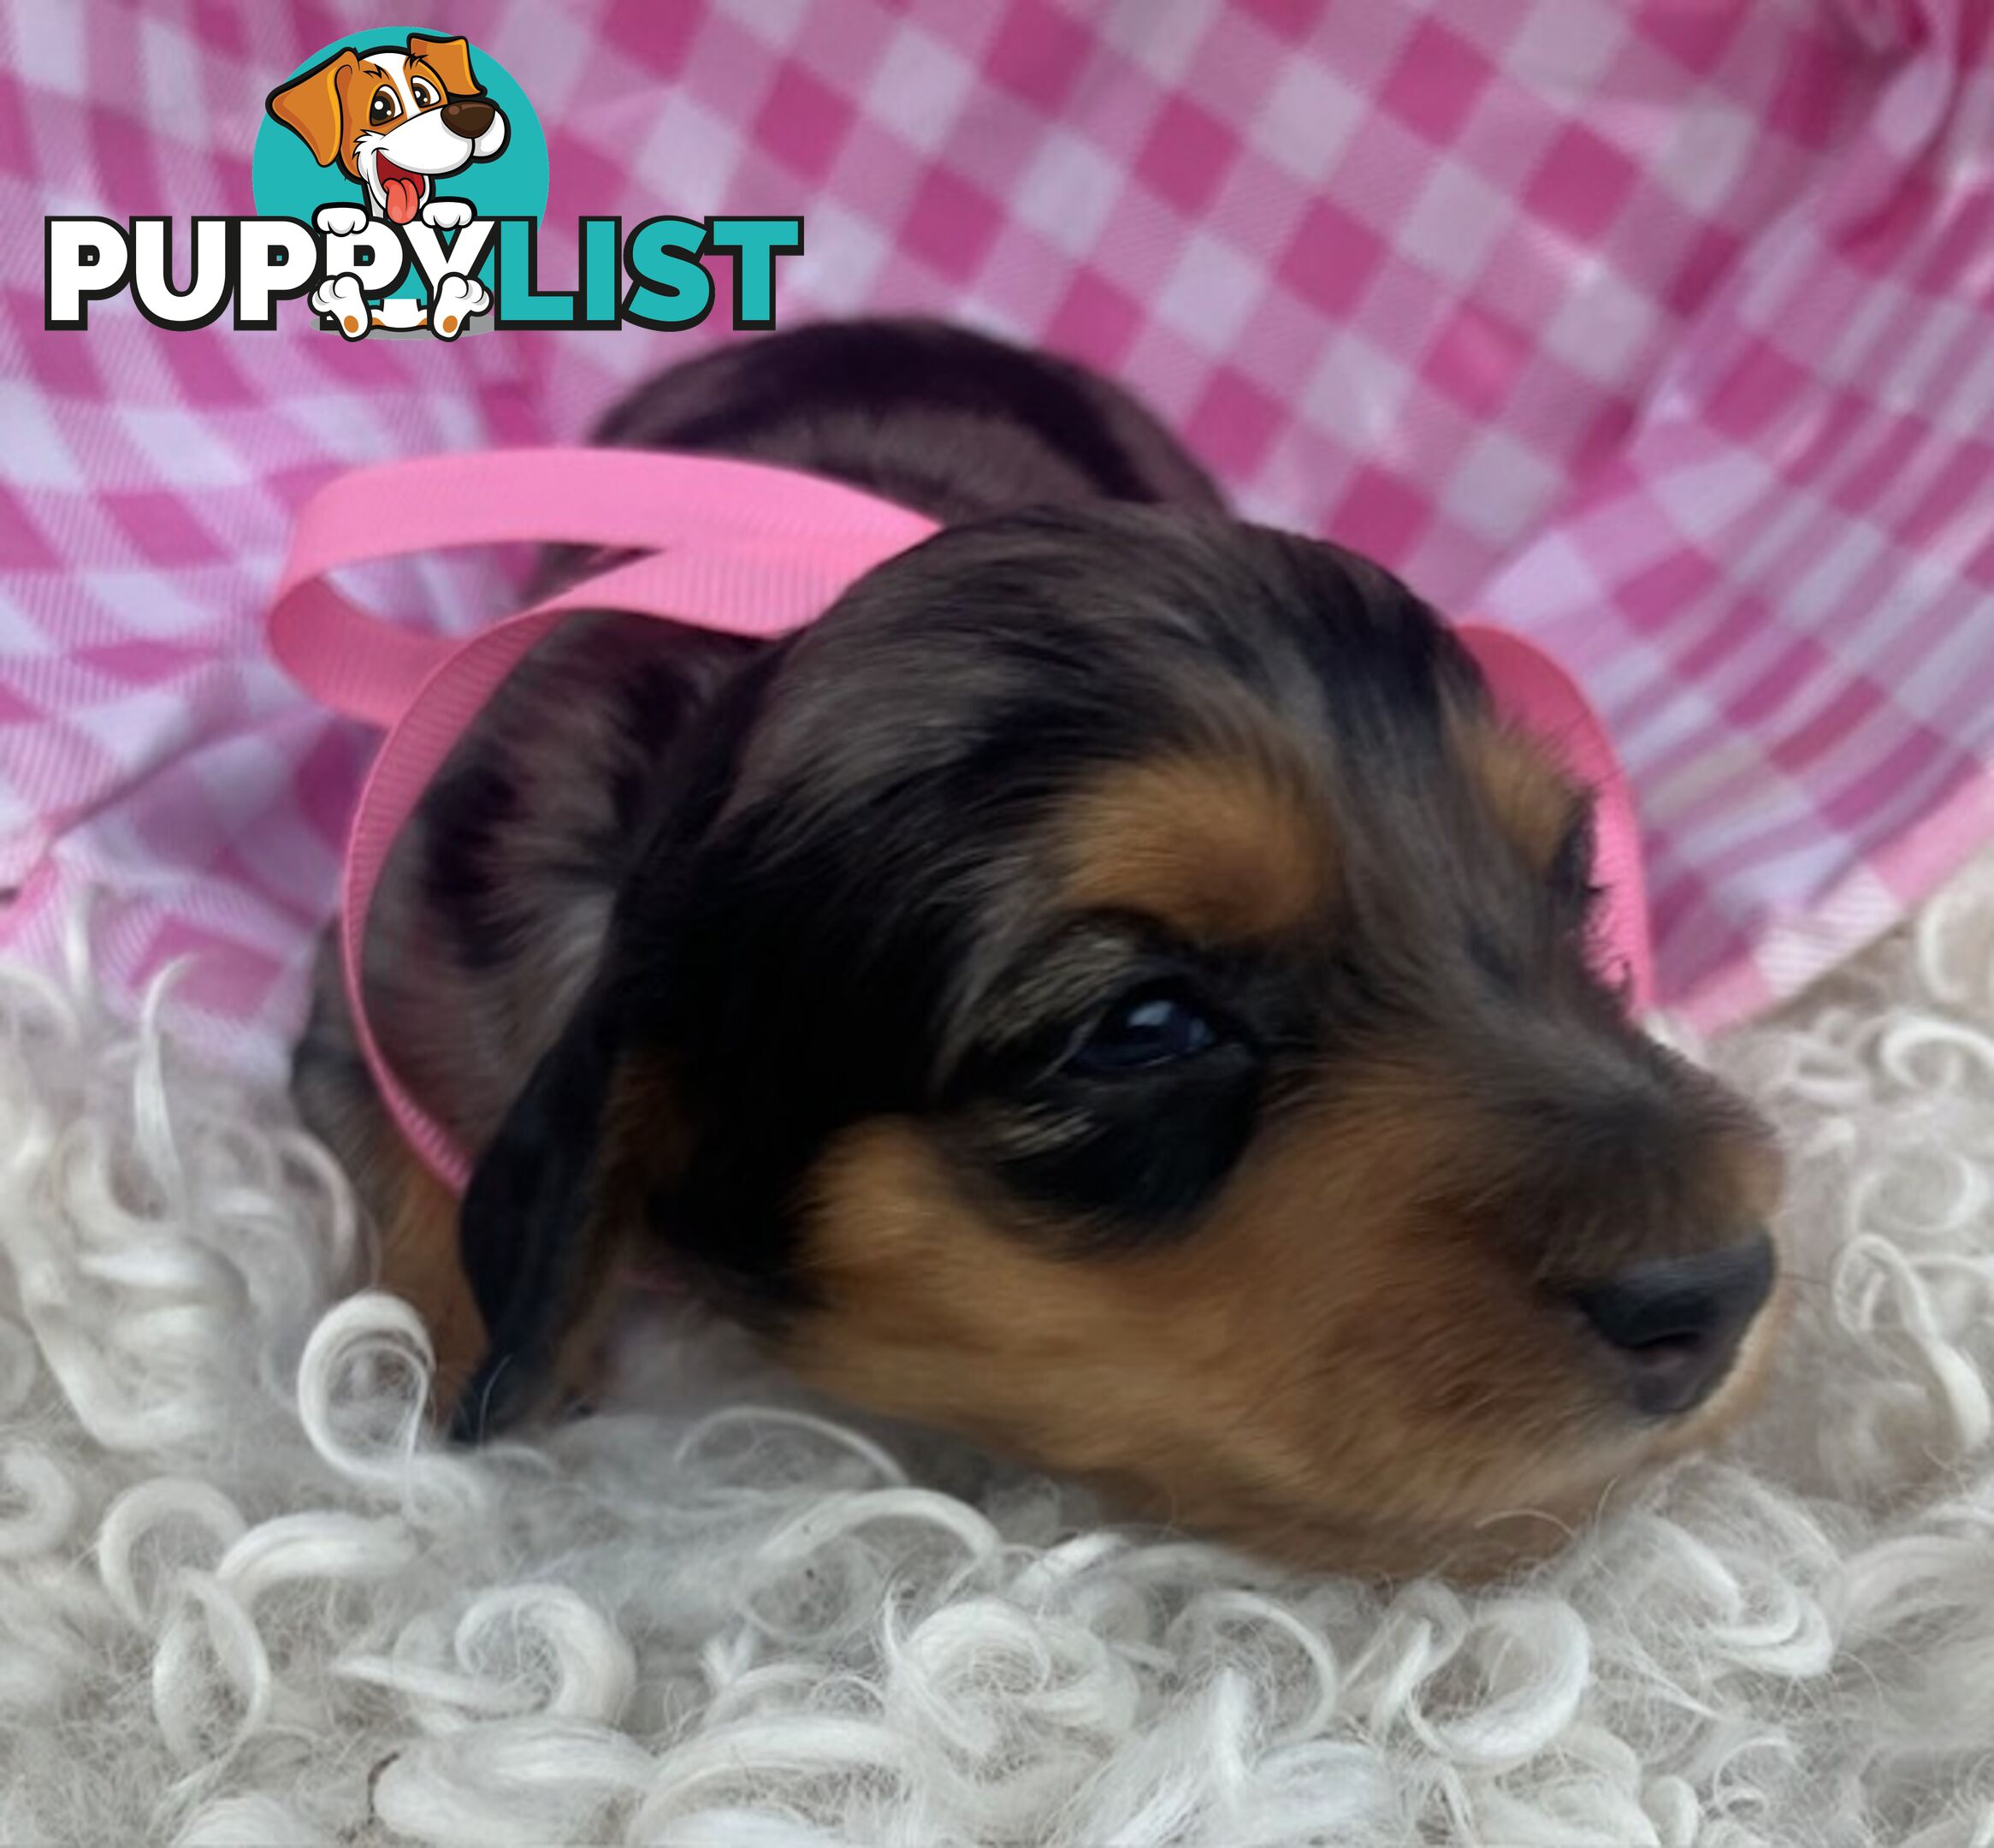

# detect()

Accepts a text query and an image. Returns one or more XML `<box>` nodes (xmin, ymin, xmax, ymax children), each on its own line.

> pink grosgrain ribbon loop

<box><xmin>267</xmin><ymin>448</ymin><xmax>1654</xmax><ymax>1194</ymax></box>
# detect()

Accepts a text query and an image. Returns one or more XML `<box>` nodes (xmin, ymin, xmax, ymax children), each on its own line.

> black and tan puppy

<box><xmin>295</xmin><ymin>318</ymin><xmax>1783</xmax><ymax>1578</ymax></box>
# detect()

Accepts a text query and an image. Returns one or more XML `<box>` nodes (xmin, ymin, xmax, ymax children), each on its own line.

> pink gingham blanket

<box><xmin>3</xmin><ymin>0</ymin><xmax>1992</xmax><ymax>1084</ymax></box>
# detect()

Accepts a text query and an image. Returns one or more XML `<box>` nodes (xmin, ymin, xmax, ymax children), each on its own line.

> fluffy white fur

<box><xmin>4</xmin><ymin>860</ymin><xmax>1994</xmax><ymax>1847</ymax></box>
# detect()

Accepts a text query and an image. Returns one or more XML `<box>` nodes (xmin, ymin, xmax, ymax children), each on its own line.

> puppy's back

<box><xmin>589</xmin><ymin>317</ymin><xmax>1222</xmax><ymax>520</ymax></box>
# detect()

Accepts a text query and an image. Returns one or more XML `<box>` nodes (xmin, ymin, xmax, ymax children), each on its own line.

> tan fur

<box><xmin>1456</xmin><ymin>714</ymin><xmax>1584</xmax><ymax>871</ymax></box>
<box><xmin>293</xmin><ymin>940</ymin><xmax>485</xmax><ymax>1410</ymax></box>
<box><xmin>780</xmin><ymin>1076</ymin><xmax>1775</xmax><ymax>1580</ymax></box>
<box><xmin>378</xmin><ymin>1146</ymin><xmax>488</xmax><ymax>1407</ymax></box>
<box><xmin>1055</xmin><ymin>752</ymin><xmax>1335</xmax><ymax>944</ymax></box>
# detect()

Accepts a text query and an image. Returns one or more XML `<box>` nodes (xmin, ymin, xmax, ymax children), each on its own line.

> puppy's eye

<box><xmin>411</xmin><ymin>78</ymin><xmax>439</xmax><ymax>108</ymax></box>
<box><xmin>1066</xmin><ymin>985</ymin><xmax>1220</xmax><ymax>1075</ymax></box>
<box><xmin>370</xmin><ymin>89</ymin><xmax>400</xmax><ymax>124</ymax></box>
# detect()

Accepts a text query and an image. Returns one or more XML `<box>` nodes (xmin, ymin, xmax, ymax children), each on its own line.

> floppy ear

<box><xmin>266</xmin><ymin>48</ymin><xmax>358</xmax><ymax>168</ymax></box>
<box><xmin>407</xmin><ymin>33</ymin><xmax>482</xmax><ymax>97</ymax></box>
<box><xmin>449</xmin><ymin>638</ymin><xmax>772</xmax><ymax>1440</ymax></box>
<box><xmin>452</xmin><ymin>977</ymin><xmax>667</xmax><ymax>1438</ymax></box>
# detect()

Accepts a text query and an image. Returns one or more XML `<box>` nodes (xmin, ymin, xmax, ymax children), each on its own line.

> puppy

<box><xmin>295</xmin><ymin>318</ymin><xmax>1784</xmax><ymax>1578</ymax></box>
<box><xmin>265</xmin><ymin>33</ymin><xmax>505</xmax><ymax>337</ymax></box>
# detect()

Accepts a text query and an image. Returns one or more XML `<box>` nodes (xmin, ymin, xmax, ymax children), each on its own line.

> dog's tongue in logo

<box><xmin>376</xmin><ymin>156</ymin><xmax>426</xmax><ymax>226</ymax></box>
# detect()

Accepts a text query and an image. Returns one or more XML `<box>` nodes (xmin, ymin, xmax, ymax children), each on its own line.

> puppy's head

<box><xmin>265</xmin><ymin>35</ymin><xmax>507</xmax><ymax>223</ymax></box>
<box><xmin>461</xmin><ymin>506</ymin><xmax>1782</xmax><ymax>1578</ymax></box>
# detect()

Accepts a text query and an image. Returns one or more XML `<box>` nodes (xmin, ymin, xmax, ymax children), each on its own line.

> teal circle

<box><xmin>252</xmin><ymin>28</ymin><xmax>547</xmax><ymax>300</ymax></box>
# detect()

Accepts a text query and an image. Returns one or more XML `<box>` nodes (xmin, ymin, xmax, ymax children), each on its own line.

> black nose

<box><xmin>1571</xmin><ymin>1233</ymin><xmax>1776</xmax><ymax>1417</ymax></box>
<box><xmin>442</xmin><ymin>98</ymin><xmax>496</xmax><ymax>137</ymax></box>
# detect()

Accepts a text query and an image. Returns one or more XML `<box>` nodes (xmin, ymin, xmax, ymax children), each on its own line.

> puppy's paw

<box><xmin>311</xmin><ymin>272</ymin><xmax>371</xmax><ymax>340</ymax></box>
<box><xmin>421</xmin><ymin>198</ymin><xmax>475</xmax><ymax>231</ymax></box>
<box><xmin>428</xmin><ymin>272</ymin><xmax>489</xmax><ymax>339</ymax></box>
<box><xmin>314</xmin><ymin>204</ymin><xmax>369</xmax><ymax>238</ymax></box>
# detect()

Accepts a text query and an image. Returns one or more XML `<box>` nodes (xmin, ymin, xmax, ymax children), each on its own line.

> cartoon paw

<box><xmin>311</xmin><ymin>272</ymin><xmax>371</xmax><ymax>340</ymax></box>
<box><xmin>421</xmin><ymin>198</ymin><xmax>475</xmax><ymax>231</ymax></box>
<box><xmin>314</xmin><ymin>204</ymin><xmax>369</xmax><ymax>238</ymax></box>
<box><xmin>428</xmin><ymin>272</ymin><xmax>490</xmax><ymax>340</ymax></box>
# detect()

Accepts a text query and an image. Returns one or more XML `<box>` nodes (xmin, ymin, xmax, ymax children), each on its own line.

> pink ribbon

<box><xmin>268</xmin><ymin>448</ymin><xmax>1654</xmax><ymax>1194</ymax></box>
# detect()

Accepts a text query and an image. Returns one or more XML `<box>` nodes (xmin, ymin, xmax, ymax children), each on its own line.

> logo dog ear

<box><xmin>266</xmin><ymin>48</ymin><xmax>359</xmax><ymax>168</ymax></box>
<box><xmin>406</xmin><ymin>33</ymin><xmax>483</xmax><ymax>98</ymax></box>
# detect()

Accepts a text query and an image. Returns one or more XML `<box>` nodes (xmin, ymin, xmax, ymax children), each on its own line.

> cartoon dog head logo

<box><xmin>257</xmin><ymin>31</ymin><xmax>544</xmax><ymax>339</ymax></box>
<box><xmin>266</xmin><ymin>35</ymin><xmax>507</xmax><ymax>228</ymax></box>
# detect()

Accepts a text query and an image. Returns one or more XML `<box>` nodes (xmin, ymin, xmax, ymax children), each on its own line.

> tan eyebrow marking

<box><xmin>1053</xmin><ymin>749</ymin><xmax>1336</xmax><ymax>945</ymax></box>
<box><xmin>1453</xmin><ymin>715</ymin><xmax>1584</xmax><ymax>872</ymax></box>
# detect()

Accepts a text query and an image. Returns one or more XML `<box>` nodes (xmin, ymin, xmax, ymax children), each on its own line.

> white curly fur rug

<box><xmin>6</xmin><ymin>856</ymin><xmax>1994</xmax><ymax>1848</ymax></box>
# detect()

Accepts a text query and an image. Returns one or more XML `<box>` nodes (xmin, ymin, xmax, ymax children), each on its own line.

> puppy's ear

<box><xmin>452</xmin><ymin>975</ymin><xmax>670</xmax><ymax>1438</ymax></box>
<box><xmin>266</xmin><ymin>49</ymin><xmax>358</xmax><ymax>167</ymax></box>
<box><xmin>450</xmin><ymin>637</ymin><xmax>771</xmax><ymax>1440</ymax></box>
<box><xmin>407</xmin><ymin>33</ymin><xmax>482</xmax><ymax>98</ymax></box>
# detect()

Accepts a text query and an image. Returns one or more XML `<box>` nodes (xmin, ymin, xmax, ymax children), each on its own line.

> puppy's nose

<box><xmin>443</xmin><ymin>98</ymin><xmax>496</xmax><ymax>137</ymax></box>
<box><xmin>1571</xmin><ymin>1233</ymin><xmax>1776</xmax><ymax>1417</ymax></box>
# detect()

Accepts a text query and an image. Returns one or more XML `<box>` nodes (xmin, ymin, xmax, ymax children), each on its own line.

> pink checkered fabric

<box><xmin>3</xmin><ymin>0</ymin><xmax>1992</xmax><ymax>1084</ymax></box>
